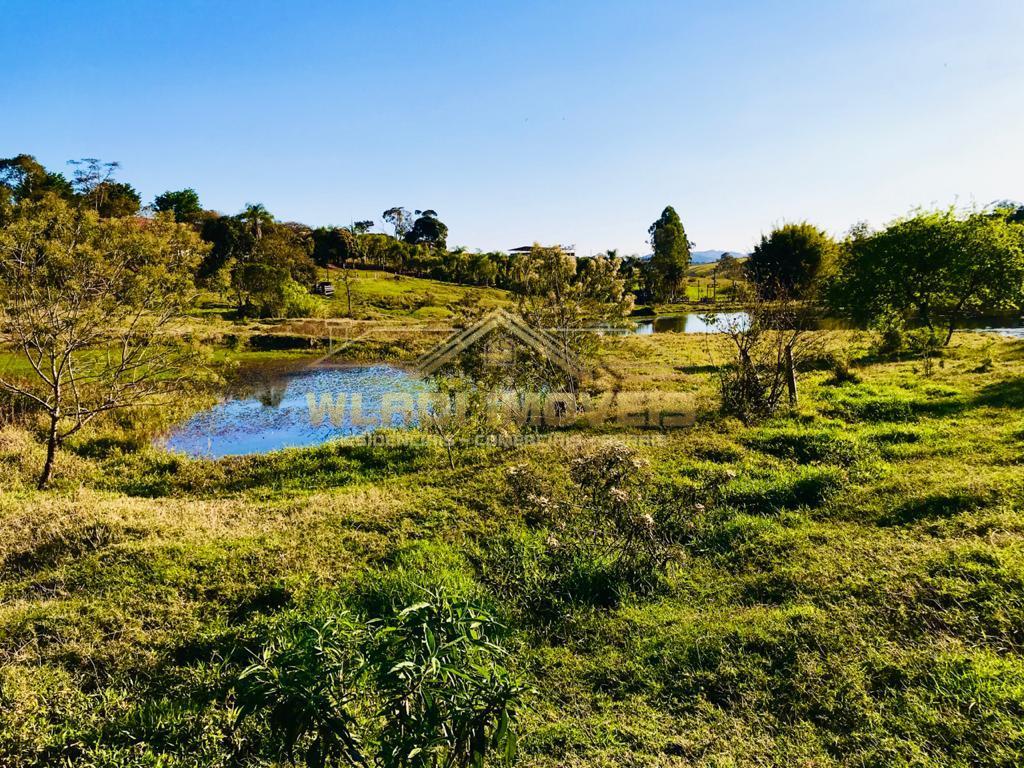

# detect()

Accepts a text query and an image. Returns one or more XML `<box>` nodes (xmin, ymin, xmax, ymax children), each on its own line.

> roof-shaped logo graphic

<box><xmin>415</xmin><ymin>309</ymin><xmax>579</xmax><ymax>377</ymax></box>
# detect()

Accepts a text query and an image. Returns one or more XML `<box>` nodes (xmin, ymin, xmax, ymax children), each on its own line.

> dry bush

<box><xmin>708</xmin><ymin>289</ymin><xmax>825</xmax><ymax>425</ymax></box>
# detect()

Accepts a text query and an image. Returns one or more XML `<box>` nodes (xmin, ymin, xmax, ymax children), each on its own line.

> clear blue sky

<box><xmin>2</xmin><ymin>0</ymin><xmax>1022</xmax><ymax>255</ymax></box>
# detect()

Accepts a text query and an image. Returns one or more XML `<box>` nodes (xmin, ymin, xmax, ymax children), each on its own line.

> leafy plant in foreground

<box><xmin>234</xmin><ymin>598</ymin><xmax>524</xmax><ymax>768</ymax></box>
<box><xmin>371</xmin><ymin>599</ymin><xmax>524</xmax><ymax>768</ymax></box>
<box><xmin>236</xmin><ymin>613</ymin><xmax>367</xmax><ymax>768</ymax></box>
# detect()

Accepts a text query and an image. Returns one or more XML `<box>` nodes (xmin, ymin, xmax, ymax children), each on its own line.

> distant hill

<box><xmin>691</xmin><ymin>250</ymin><xmax>748</xmax><ymax>264</ymax></box>
<box><xmin>637</xmin><ymin>250</ymin><xmax>747</xmax><ymax>263</ymax></box>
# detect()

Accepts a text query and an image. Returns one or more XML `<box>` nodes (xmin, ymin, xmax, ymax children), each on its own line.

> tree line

<box><xmin>743</xmin><ymin>206</ymin><xmax>1024</xmax><ymax>344</ymax></box>
<box><xmin>4</xmin><ymin>152</ymin><xmax>1023</xmax><ymax>339</ymax></box>
<box><xmin>0</xmin><ymin>155</ymin><xmax>704</xmax><ymax>315</ymax></box>
<box><xmin>0</xmin><ymin>154</ymin><xmax>635</xmax><ymax>488</ymax></box>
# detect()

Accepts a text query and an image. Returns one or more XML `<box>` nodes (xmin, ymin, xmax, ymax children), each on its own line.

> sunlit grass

<box><xmin>1</xmin><ymin>330</ymin><xmax>1023</xmax><ymax>764</ymax></box>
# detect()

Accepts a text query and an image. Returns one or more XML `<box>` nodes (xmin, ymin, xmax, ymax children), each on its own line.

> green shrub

<box><xmin>234</xmin><ymin>596</ymin><xmax>525</xmax><ymax>768</ymax></box>
<box><xmin>281</xmin><ymin>278</ymin><xmax>327</xmax><ymax>318</ymax></box>
<box><xmin>823</xmin><ymin>351</ymin><xmax>861</xmax><ymax>385</ymax></box>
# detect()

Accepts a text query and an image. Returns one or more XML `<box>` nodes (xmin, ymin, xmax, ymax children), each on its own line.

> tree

<box><xmin>747</xmin><ymin>222</ymin><xmax>835</xmax><ymax>298</ymax></box>
<box><xmin>312</xmin><ymin>227</ymin><xmax>361</xmax><ymax>316</ymax></box>
<box><xmin>0</xmin><ymin>196</ymin><xmax>208</xmax><ymax>488</ymax></box>
<box><xmin>716</xmin><ymin>253</ymin><xmax>745</xmax><ymax>280</ymax></box>
<box><xmin>239</xmin><ymin>202</ymin><xmax>274</xmax><ymax>241</ymax></box>
<box><xmin>312</xmin><ymin>226</ymin><xmax>357</xmax><ymax>267</ymax></box>
<box><xmin>468</xmin><ymin>251</ymin><xmax>498</xmax><ymax>286</ymax></box>
<box><xmin>828</xmin><ymin>209</ymin><xmax>1024</xmax><ymax>344</ymax></box>
<box><xmin>710</xmin><ymin>287</ymin><xmax>819</xmax><ymax>424</ymax></box>
<box><xmin>0</xmin><ymin>154</ymin><xmax>74</xmax><ymax>205</ymax></box>
<box><xmin>509</xmin><ymin>245</ymin><xmax>633</xmax><ymax>403</ymax></box>
<box><xmin>337</xmin><ymin>265</ymin><xmax>357</xmax><ymax>317</ymax></box>
<box><xmin>153</xmin><ymin>188</ymin><xmax>203</xmax><ymax>224</ymax></box>
<box><xmin>360</xmin><ymin>233</ymin><xmax>393</xmax><ymax>270</ymax></box>
<box><xmin>91</xmin><ymin>181</ymin><xmax>141</xmax><ymax>218</ymax></box>
<box><xmin>384</xmin><ymin>237</ymin><xmax>411</xmax><ymax>275</ymax></box>
<box><xmin>352</xmin><ymin>220</ymin><xmax>374</xmax><ymax>234</ymax></box>
<box><xmin>382</xmin><ymin>206</ymin><xmax>413</xmax><ymax>239</ymax></box>
<box><xmin>405</xmin><ymin>209</ymin><xmax>448</xmax><ymax>251</ymax></box>
<box><xmin>230</xmin><ymin>224</ymin><xmax>316</xmax><ymax>316</ymax></box>
<box><xmin>198</xmin><ymin>214</ymin><xmax>247</xmax><ymax>281</ymax></box>
<box><xmin>646</xmin><ymin>206</ymin><xmax>691</xmax><ymax>302</ymax></box>
<box><xmin>67</xmin><ymin>158</ymin><xmax>120</xmax><ymax>212</ymax></box>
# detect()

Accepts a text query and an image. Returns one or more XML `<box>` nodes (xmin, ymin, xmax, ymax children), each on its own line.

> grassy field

<box><xmin>1</xmin><ymin>328</ymin><xmax>1023</xmax><ymax>766</ymax></box>
<box><xmin>192</xmin><ymin>270</ymin><xmax>513</xmax><ymax>326</ymax></box>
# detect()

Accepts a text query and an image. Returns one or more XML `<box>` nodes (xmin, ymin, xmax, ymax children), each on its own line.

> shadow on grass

<box><xmin>881</xmin><ymin>490</ymin><xmax>991</xmax><ymax>526</ymax></box>
<box><xmin>103</xmin><ymin>440</ymin><xmax>435</xmax><ymax>497</ymax></box>
<box><xmin>972</xmin><ymin>378</ymin><xmax>1024</xmax><ymax>410</ymax></box>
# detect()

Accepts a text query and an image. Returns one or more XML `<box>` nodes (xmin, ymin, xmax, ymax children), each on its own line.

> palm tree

<box><xmin>238</xmin><ymin>203</ymin><xmax>274</xmax><ymax>241</ymax></box>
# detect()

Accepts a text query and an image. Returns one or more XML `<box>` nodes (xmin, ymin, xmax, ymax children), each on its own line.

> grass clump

<box><xmin>720</xmin><ymin>465</ymin><xmax>847</xmax><ymax>512</ymax></box>
<box><xmin>743</xmin><ymin>425</ymin><xmax>867</xmax><ymax>466</ymax></box>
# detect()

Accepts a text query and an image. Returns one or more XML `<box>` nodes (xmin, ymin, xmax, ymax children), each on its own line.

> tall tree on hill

<box><xmin>312</xmin><ymin>226</ymin><xmax>358</xmax><ymax>267</ymax></box>
<box><xmin>65</xmin><ymin>159</ymin><xmax>141</xmax><ymax>218</ymax></box>
<box><xmin>0</xmin><ymin>154</ymin><xmax>74</xmax><ymax>207</ymax></box>
<box><xmin>646</xmin><ymin>206</ymin><xmax>691</xmax><ymax>302</ymax></box>
<box><xmin>91</xmin><ymin>182</ymin><xmax>141</xmax><ymax>218</ymax></box>
<box><xmin>68</xmin><ymin>158</ymin><xmax>119</xmax><ymax>213</ymax></box>
<box><xmin>239</xmin><ymin>203</ymin><xmax>274</xmax><ymax>241</ymax></box>
<box><xmin>153</xmin><ymin>188</ymin><xmax>203</xmax><ymax>224</ymax></box>
<box><xmin>405</xmin><ymin>209</ymin><xmax>448</xmax><ymax>251</ymax></box>
<box><xmin>382</xmin><ymin>206</ymin><xmax>413</xmax><ymax>239</ymax></box>
<box><xmin>747</xmin><ymin>222</ymin><xmax>836</xmax><ymax>299</ymax></box>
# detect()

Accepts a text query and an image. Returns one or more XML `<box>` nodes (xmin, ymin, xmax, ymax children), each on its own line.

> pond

<box><xmin>631</xmin><ymin>312</ymin><xmax>749</xmax><ymax>334</ymax></box>
<box><xmin>628</xmin><ymin>312</ymin><xmax>1024</xmax><ymax>337</ymax></box>
<box><xmin>162</xmin><ymin>315</ymin><xmax>1024</xmax><ymax>458</ymax></box>
<box><xmin>161</xmin><ymin>363</ymin><xmax>429</xmax><ymax>458</ymax></box>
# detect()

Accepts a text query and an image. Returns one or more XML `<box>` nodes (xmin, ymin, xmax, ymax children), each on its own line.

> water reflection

<box><xmin>629</xmin><ymin>312</ymin><xmax>1024</xmax><ymax>336</ymax></box>
<box><xmin>632</xmin><ymin>312</ymin><xmax>749</xmax><ymax>334</ymax></box>
<box><xmin>161</xmin><ymin>364</ymin><xmax>429</xmax><ymax>458</ymax></box>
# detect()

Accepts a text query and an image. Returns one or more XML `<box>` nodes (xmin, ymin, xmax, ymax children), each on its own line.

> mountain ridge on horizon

<box><xmin>636</xmin><ymin>249</ymin><xmax>748</xmax><ymax>263</ymax></box>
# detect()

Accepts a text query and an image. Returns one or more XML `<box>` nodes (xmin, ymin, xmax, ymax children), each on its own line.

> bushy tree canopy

<box><xmin>0</xmin><ymin>195</ymin><xmax>207</xmax><ymax>487</ymax></box>
<box><xmin>747</xmin><ymin>222</ymin><xmax>836</xmax><ymax>298</ymax></box>
<box><xmin>405</xmin><ymin>210</ymin><xmax>448</xmax><ymax>250</ymax></box>
<box><xmin>828</xmin><ymin>208</ymin><xmax>1024</xmax><ymax>343</ymax></box>
<box><xmin>153</xmin><ymin>188</ymin><xmax>203</xmax><ymax>223</ymax></box>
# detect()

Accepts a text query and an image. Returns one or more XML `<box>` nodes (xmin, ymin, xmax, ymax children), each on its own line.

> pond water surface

<box><xmin>632</xmin><ymin>312</ymin><xmax>749</xmax><ymax>334</ymax></box>
<box><xmin>629</xmin><ymin>312</ymin><xmax>1024</xmax><ymax>336</ymax></box>
<box><xmin>161</xmin><ymin>364</ymin><xmax>429</xmax><ymax>458</ymax></box>
<box><xmin>162</xmin><ymin>313</ymin><xmax>1024</xmax><ymax>458</ymax></box>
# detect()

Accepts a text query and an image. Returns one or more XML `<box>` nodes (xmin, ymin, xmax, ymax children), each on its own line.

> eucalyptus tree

<box><xmin>382</xmin><ymin>206</ymin><xmax>413</xmax><ymax>239</ymax></box>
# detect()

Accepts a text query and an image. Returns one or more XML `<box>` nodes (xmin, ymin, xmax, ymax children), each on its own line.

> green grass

<box><xmin>2</xmin><ymin>331</ymin><xmax>1024</xmax><ymax>765</ymax></box>
<box><xmin>324</xmin><ymin>268</ymin><xmax>513</xmax><ymax>319</ymax></box>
